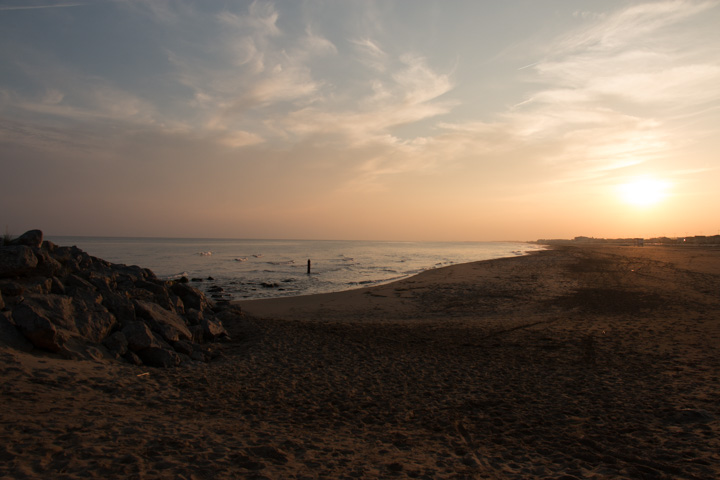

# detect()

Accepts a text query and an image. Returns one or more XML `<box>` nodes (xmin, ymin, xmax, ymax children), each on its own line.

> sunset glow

<box><xmin>1</xmin><ymin>1</ymin><xmax>719</xmax><ymax>240</ymax></box>
<box><xmin>618</xmin><ymin>178</ymin><xmax>671</xmax><ymax>207</ymax></box>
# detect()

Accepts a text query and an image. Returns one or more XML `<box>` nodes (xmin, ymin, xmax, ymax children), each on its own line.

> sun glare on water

<box><xmin>618</xmin><ymin>177</ymin><xmax>671</xmax><ymax>207</ymax></box>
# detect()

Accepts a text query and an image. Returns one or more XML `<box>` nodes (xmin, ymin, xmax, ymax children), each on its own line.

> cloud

<box><xmin>0</xmin><ymin>3</ymin><xmax>84</xmax><ymax>11</ymax></box>
<box><xmin>352</xmin><ymin>38</ymin><xmax>388</xmax><ymax>71</ymax></box>
<box><xmin>485</xmin><ymin>1</ymin><xmax>720</xmax><ymax>182</ymax></box>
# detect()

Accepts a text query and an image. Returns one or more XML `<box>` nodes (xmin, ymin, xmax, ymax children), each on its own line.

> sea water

<box><xmin>47</xmin><ymin>237</ymin><xmax>543</xmax><ymax>301</ymax></box>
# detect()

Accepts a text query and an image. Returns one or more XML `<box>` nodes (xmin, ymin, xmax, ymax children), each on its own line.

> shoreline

<box><xmin>2</xmin><ymin>244</ymin><xmax>719</xmax><ymax>479</ymax></box>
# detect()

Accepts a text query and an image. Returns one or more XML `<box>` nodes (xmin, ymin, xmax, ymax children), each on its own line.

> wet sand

<box><xmin>1</xmin><ymin>245</ymin><xmax>719</xmax><ymax>479</ymax></box>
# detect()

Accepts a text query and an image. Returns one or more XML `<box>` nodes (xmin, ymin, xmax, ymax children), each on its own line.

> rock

<box><xmin>190</xmin><ymin>350</ymin><xmax>206</xmax><ymax>362</ymax></box>
<box><xmin>172</xmin><ymin>340</ymin><xmax>194</xmax><ymax>356</ymax></box>
<box><xmin>134</xmin><ymin>300</ymin><xmax>191</xmax><ymax>343</ymax></box>
<box><xmin>73</xmin><ymin>303</ymin><xmax>117</xmax><ymax>343</ymax></box>
<box><xmin>14</xmin><ymin>294</ymin><xmax>77</xmax><ymax>332</ymax></box>
<box><xmin>32</xmin><ymin>248</ymin><xmax>62</xmax><ymax>276</ymax></box>
<box><xmin>0</xmin><ymin>245</ymin><xmax>38</xmax><ymax>278</ymax></box>
<box><xmin>103</xmin><ymin>331</ymin><xmax>129</xmax><ymax>356</ymax></box>
<box><xmin>199</xmin><ymin>316</ymin><xmax>229</xmax><ymax>341</ymax></box>
<box><xmin>65</xmin><ymin>274</ymin><xmax>96</xmax><ymax>290</ymax></box>
<box><xmin>0</xmin><ymin>230</ymin><xmax>219</xmax><ymax>367</ymax></box>
<box><xmin>9</xmin><ymin>230</ymin><xmax>43</xmax><ymax>248</ymax></box>
<box><xmin>12</xmin><ymin>304</ymin><xmax>69</xmax><ymax>352</ymax></box>
<box><xmin>101</xmin><ymin>291</ymin><xmax>136</xmax><ymax>326</ymax></box>
<box><xmin>50</xmin><ymin>276</ymin><xmax>65</xmax><ymax>294</ymax></box>
<box><xmin>0</xmin><ymin>311</ymin><xmax>33</xmax><ymax>351</ymax></box>
<box><xmin>123</xmin><ymin>350</ymin><xmax>143</xmax><ymax>365</ymax></box>
<box><xmin>137</xmin><ymin>346</ymin><xmax>181</xmax><ymax>368</ymax></box>
<box><xmin>170</xmin><ymin>283</ymin><xmax>210</xmax><ymax>311</ymax></box>
<box><xmin>0</xmin><ymin>280</ymin><xmax>24</xmax><ymax>296</ymax></box>
<box><xmin>122</xmin><ymin>321</ymin><xmax>160</xmax><ymax>352</ymax></box>
<box><xmin>185</xmin><ymin>308</ymin><xmax>204</xmax><ymax>326</ymax></box>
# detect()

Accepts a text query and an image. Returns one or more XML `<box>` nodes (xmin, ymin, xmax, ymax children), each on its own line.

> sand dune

<box><xmin>2</xmin><ymin>245</ymin><xmax>719</xmax><ymax>479</ymax></box>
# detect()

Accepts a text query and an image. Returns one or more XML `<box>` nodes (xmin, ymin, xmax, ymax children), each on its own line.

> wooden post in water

<box><xmin>307</xmin><ymin>259</ymin><xmax>311</xmax><ymax>274</ymax></box>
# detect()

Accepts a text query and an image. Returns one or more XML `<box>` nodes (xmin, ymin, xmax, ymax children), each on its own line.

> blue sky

<box><xmin>2</xmin><ymin>0</ymin><xmax>719</xmax><ymax>240</ymax></box>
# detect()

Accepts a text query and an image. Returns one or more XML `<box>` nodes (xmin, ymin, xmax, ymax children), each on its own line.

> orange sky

<box><xmin>1</xmin><ymin>1</ymin><xmax>719</xmax><ymax>240</ymax></box>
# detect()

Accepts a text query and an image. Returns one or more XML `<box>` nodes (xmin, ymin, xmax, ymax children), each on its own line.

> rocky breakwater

<box><xmin>0</xmin><ymin>229</ymin><xmax>237</xmax><ymax>367</ymax></box>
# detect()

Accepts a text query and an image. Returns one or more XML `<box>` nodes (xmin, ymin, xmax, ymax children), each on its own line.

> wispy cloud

<box><xmin>0</xmin><ymin>3</ymin><xmax>84</xmax><ymax>11</ymax></box>
<box><xmin>474</xmin><ymin>0</ymin><xmax>720</xmax><ymax>186</ymax></box>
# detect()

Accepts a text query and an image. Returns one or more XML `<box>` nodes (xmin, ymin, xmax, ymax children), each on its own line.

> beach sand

<box><xmin>1</xmin><ymin>245</ymin><xmax>718</xmax><ymax>479</ymax></box>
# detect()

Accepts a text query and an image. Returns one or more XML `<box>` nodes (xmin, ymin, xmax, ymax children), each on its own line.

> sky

<box><xmin>1</xmin><ymin>0</ymin><xmax>719</xmax><ymax>241</ymax></box>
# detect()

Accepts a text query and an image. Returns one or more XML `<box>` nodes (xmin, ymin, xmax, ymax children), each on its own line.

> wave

<box><xmin>160</xmin><ymin>271</ymin><xmax>189</xmax><ymax>281</ymax></box>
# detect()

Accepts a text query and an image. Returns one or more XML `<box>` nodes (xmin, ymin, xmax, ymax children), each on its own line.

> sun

<box><xmin>618</xmin><ymin>177</ymin><xmax>670</xmax><ymax>207</ymax></box>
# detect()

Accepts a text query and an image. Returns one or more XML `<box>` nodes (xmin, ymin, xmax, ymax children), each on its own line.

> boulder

<box><xmin>103</xmin><ymin>331</ymin><xmax>129</xmax><ymax>356</ymax></box>
<box><xmin>172</xmin><ymin>340</ymin><xmax>194</xmax><ymax>356</ymax></box>
<box><xmin>0</xmin><ymin>290</ymin><xmax>3</xmax><ymax>310</ymax></box>
<box><xmin>9</xmin><ymin>230</ymin><xmax>43</xmax><ymax>248</ymax></box>
<box><xmin>122</xmin><ymin>321</ymin><xmax>160</xmax><ymax>352</ymax></box>
<box><xmin>0</xmin><ymin>245</ymin><xmax>38</xmax><ymax>278</ymax></box>
<box><xmin>137</xmin><ymin>346</ymin><xmax>181</xmax><ymax>368</ymax></box>
<box><xmin>12</xmin><ymin>305</ymin><xmax>69</xmax><ymax>352</ymax></box>
<box><xmin>123</xmin><ymin>351</ymin><xmax>143</xmax><ymax>366</ymax></box>
<box><xmin>134</xmin><ymin>300</ymin><xmax>191</xmax><ymax>343</ymax></box>
<box><xmin>73</xmin><ymin>304</ymin><xmax>117</xmax><ymax>343</ymax></box>
<box><xmin>101</xmin><ymin>292</ymin><xmax>136</xmax><ymax>326</ymax></box>
<box><xmin>199</xmin><ymin>315</ymin><xmax>229</xmax><ymax>341</ymax></box>
<box><xmin>170</xmin><ymin>283</ymin><xmax>210</xmax><ymax>311</ymax></box>
<box><xmin>14</xmin><ymin>294</ymin><xmax>77</xmax><ymax>332</ymax></box>
<box><xmin>0</xmin><ymin>311</ymin><xmax>33</xmax><ymax>351</ymax></box>
<box><xmin>32</xmin><ymin>248</ymin><xmax>62</xmax><ymax>276</ymax></box>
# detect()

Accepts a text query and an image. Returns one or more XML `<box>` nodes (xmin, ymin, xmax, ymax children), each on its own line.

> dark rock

<box><xmin>64</xmin><ymin>274</ymin><xmax>95</xmax><ymax>292</ymax></box>
<box><xmin>206</xmin><ymin>276</ymin><xmax>214</xmax><ymax>281</ymax></box>
<box><xmin>9</xmin><ymin>230</ymin><xmax>43</xmax><ymax>248</ymax></box>
<box><xmin>185</xmin><ymin>308</ymin><xmax>204</xmax><ymax>326</ymax></box>
<box><xmin>72</xmin><ymin>302</ymin><xmax>117</xmax><ymax>343</ymax></box>
<box><xmin>0</xmin><ymin>230</ymin><xmax>218</xmax><ymax>367</ymax></box>
<box><xmin>0</xmin><ymin>245</ymin><xmax>38</xmax><ymax>278</ymax></box>
<box><xmin>191</xmin><ymin>278</ymin><xmax>203</xmax><ymax>282</ymax></box>
<box><xmin>32</xmin><ymin>248</ymin><xmax>62</xmax><ymax>276</ymax></box>
<box><xmin>137</xmin><ymin>346</ymin><xmax>181</xmax><ymax>368</ymax></box>
<box><xmin>123</xmin><ymin>350</ymin><xmax>143</xmax><ymax>365</ymax></box>
<box><xmin>173</xmin><ymin>340</ymin><xmax>194</xmax><ymax>356</ymax></box>
<box><xmin>208</xmin><ymin>285</ymin><xmax>224</xmax><ymax>293</ymax></box>
<box><xmin>14</xmin><ymin>294</ymin><xmax>77</xmax><ymax>332</ymax></box>
<box><xmin>0</xmin><ymin>311</ymin><xmax>33</xmax><ymax>351</ymax></box>
<box><xmin>101</xmin><ymin>291</ymin><xmax>136</xmax><ymax>326</ymax></box>
<box><xmin>103</xmin><ymin>331</ymin><xmax>129</xmax><ymax>356</ymax></box>
<box><xmin>136</xmin><ymin>279</ymin><xmax>167</xmax><ymax>296</ymax></box>
<box><xmin>190</xmin><ymin>350</ymin><xmax>206</xmax><ymax>362</ymax></box>
<box><xmin>134</xmin><ymin>300</ymin><xmax>191</xmax><ymax>343</ymax></box>
<box><xmin>199</xmin><ymin>315</ymin><xmax>229</xmax><ymax>341</ymax></box>
<box><xmin>170</xmin><ymin>283</ymin><xmax>210</xmax><ymax>311</ymax></box>
<box><xmin>189</xmin><ymin>325</ymin><xmax>204</xmax><ymax>343</ymax></box>
<box><xmin>0</xmin><ymin>280</ymin><xmax>24</xmax><ymax>296</ymax></box>
<box><xmin>18</xmin><ymin>277</ymin><xmax>52</xmax><ymax>295</ymax></box>
<box><xmin>176</xmin><ymin>276</ymin><xmax>189</xmax><ymax>283</ymax></box>
<box><xmin>122</xmin><ymin>321</ymin><xmax>160</xmax><ymax>351</ymax></box>
<box><xmin>261</xmin><ymin>282</ymin><xmax>279</xmax><ymax>288</ymax></box>
<box><xmin>12</xmin><ymin>302</ymin><xmax>72</xmax><ymax>353</ymax></box>
<box><xmin>50</xmin><ymin>277</ymin><xmax>65</xmax><ymax>295</ymax></box>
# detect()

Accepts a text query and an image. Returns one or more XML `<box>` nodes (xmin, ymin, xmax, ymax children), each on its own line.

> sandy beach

<box><xmin>1</xmin><ymin>244</ymin><xmax>719</xmax><ymax>479</ymax></box>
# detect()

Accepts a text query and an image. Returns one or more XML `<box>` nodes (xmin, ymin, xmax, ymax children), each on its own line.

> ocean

<box><xmin>47</xmin><ymin>237</ymin><xmax>544</xmax><ymax>301</ymax></box>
